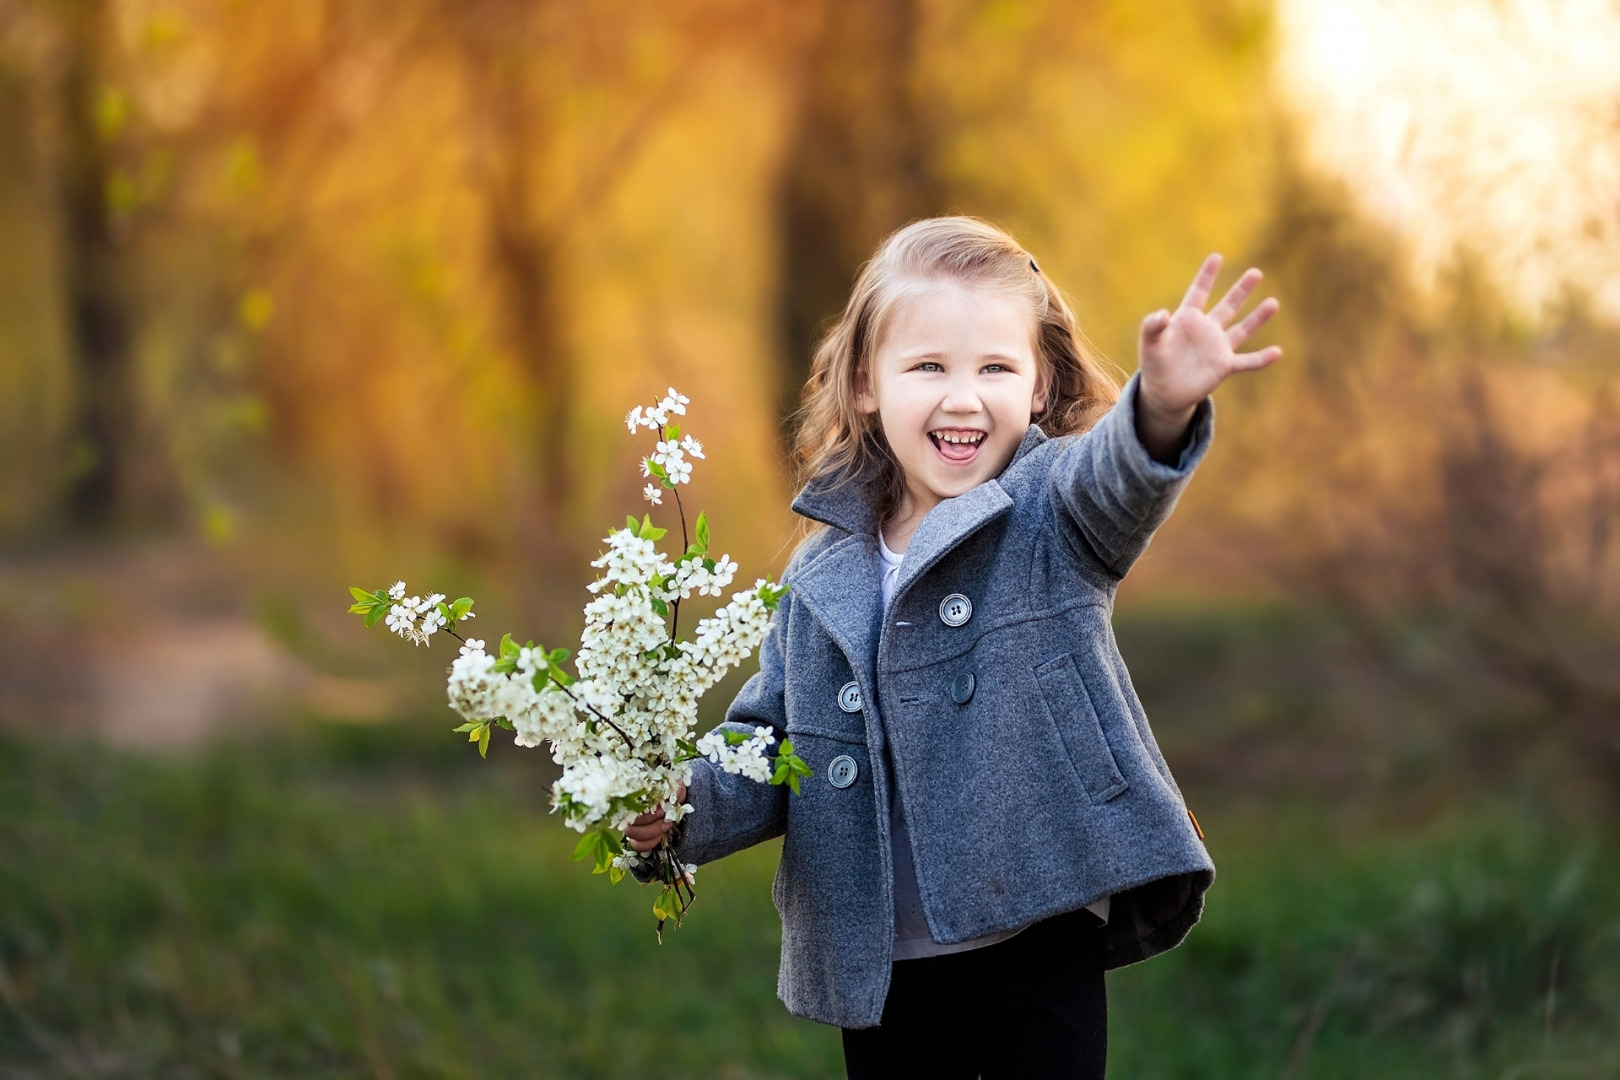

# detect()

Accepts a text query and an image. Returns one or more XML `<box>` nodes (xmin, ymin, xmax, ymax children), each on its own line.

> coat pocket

<box><xmin>1034</xmin><ymin>651</ymin><xmax>1129</xmax><ymax>804</ymax></box>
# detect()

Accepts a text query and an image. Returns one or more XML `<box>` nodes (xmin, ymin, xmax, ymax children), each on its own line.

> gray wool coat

<box><xmin>669</xmin><ymin>373</ymin><xmax>1216</xmax><ymax>1030</ymax></box>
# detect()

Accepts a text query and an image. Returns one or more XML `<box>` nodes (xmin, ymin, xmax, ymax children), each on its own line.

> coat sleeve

<box><xmin>1049</xmin><ymin>371</ymin><xmax>1214</xmax><ymax>579</ymax></box>
<box><xmin>661</xmin><ymin>574</ymin><xmax>797</xmax><ymax>870</ymax></box>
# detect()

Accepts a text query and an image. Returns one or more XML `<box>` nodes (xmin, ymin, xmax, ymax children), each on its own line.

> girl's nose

<box><xmin>940</xmin><ymin>374</ymin><xmax>983</xmax><ymax>415</ymax></box>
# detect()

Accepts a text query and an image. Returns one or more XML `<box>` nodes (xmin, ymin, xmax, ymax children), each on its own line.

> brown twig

<box><xmin>550</xmin><ymin>678</ymin><xmax>635</xmax><ymax>748</ymax></box>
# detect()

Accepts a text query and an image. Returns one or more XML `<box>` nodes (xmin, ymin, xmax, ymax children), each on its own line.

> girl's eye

<box><xmin>982</xmin><ymin>363</ymin><xmax>1006</xmax><ymax>374</ymax></box>
<box><xmin>913</xmin><ymin>361</ymin><xmax>944</xmax><ymax>373</ymax></box>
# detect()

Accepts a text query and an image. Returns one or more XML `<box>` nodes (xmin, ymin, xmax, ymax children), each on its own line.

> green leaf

<box><xmin>450</xmin><ymin>597</ymin><xmax>474</xmax><ymax>618</ymax></box>
<box><xmin>759</xmin><ymin>579</ymin><xmax>791</xmax><ymax>610</ymax></box>
<box><xmin>571</xmin><ymin>828</ymin><xmax>622</xmax><ymax>875</ymax></box>
<box><xmin>647</xmin><ymin>460</ymin><xmax>668</xmax><ymax>480</ymax></box>
<box><xmin>364</xmin><ymin>607</ymin><xmax>386</xmax><ymax>628</ymax></box>
<box><xmin>779</xmin><ymin>739</ymin><xmax>795</xmax><ymax>756</ymax></box>
<box><xmin>695</xmin><ymin>511</ymin><xmax>709</xmax><ymax>551</ymax></box>
<box><xmin>650</xmin><ymin>596</ymin><xmax>668</xmax><ymax>617</ymax></box>
<box><xmin>494</xmin><ymin>717</ymin><xmax>515</xmax><ymax>731</ymax></box>
<box><xmin>666</xmin><ymin>422</ymin><xmax>680</xmax><ymax>442</ymax></box>
<box><xmin>788</xmin><ymin>773</ymin><xmax>802</xmax><ymax>796</ymax></box>
<box><xmin>548</xmin><ymin>647</ymin><xmax>571</xmax><ymax>665</ymax></box>
<box><xmin>478</xmin><ymin>725</ymin><xmax>490</xmax><ymax>758</ymax></box>
<box><xmin>721</xmin><ymin>729</ymin><xmax>751</xmax><ymax>747</ymax></box>
<box><xmin>347</xmin><ymin>602</ymin><xmax>371</xmax><ymax>615</ymax></box>
<box><xmin>499</xmin><ymin>633</ymin><xmax>515</xmax><ymax>656</ymax></box>
<box><xmin>349</xmin><ymin>586</ymin><xmax>375</xmax><ymax>602</ymax></box>
<box><xmin>546</xmin><ymin>658</ymin><xmax>574</xmax><ymax>687</ymax></box>
<box><xmin>627</xmin><ymin>515</ymin><xmax>640</xmax><ymax>532</ymax></box>
<box><xmin>608</xmin><ymin>865</ymin><xmax>626</xmax><ymax>884</ymax></box>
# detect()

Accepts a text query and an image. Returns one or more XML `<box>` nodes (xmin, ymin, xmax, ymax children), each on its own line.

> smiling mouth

<box><xmin>928</xmin><ymin>429</ymin><xmax>987</xmax><ymax>464</ymax></box>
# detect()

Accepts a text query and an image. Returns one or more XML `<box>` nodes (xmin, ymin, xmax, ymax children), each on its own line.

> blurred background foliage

<box><xmin>2</xmin><ymin>0</ymin><xmax>1618</xmax><ymax>1075</ymax></box>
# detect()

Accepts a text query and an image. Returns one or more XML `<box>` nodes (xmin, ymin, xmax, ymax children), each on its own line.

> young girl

<box><xmin>627</xmin><ymin>216</ymin><xmax>1280</xmax><ymax>1078</ymax></box>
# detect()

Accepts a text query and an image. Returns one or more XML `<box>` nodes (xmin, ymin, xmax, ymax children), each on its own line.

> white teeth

<box><xmin>932</xmin><ymin>431</ymin><xmax>985</xmax><ymax>445</ymax></box>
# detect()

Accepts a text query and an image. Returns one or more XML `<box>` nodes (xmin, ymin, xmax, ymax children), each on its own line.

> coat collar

<box><xmin>786</xmin><ymin>425</ymin><xmax>1049</xmax><ymax>653</ymax></box>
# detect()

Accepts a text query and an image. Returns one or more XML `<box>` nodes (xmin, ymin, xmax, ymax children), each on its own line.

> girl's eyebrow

<box><xmin>893</xmin><ymin>350</ymin><xmax>1029</xmax><ymax>363</ymax></box>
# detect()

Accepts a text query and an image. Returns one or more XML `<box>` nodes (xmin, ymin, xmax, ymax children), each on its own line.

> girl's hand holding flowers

<box><xmin>626</xmin><ymin>782</ymin><xmax>687</xmax><ymax>853</ymax></box>
<box><xmin>1136</xmin><ymin>253</ymin><xmax>1282</xmax><ymax>462</ymax></box>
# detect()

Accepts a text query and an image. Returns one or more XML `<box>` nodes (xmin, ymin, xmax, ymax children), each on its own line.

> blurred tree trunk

<box><xmin>449</xmin><ymin>0</ymin><xmax>573</xmax><ymax>520</ymax></box>
<box><xmin>773</xmin><ymin>0</ymin><xmax>948</xmax><ymax>435</ymax></box>
<box><xmin>53</xmin><ymin>0</ymin><xmax>150</xmax><ymax>530</ymax></box>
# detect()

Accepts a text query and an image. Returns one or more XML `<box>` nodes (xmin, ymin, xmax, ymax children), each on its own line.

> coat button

<box><xmin>950</xmin><ymin>671</ymin><xmax>976</xmax><ymax>704</ymax></box>
<box><xmin>828</xmin><ymin>754</ymin><xmax>859</xmax><ymax>789</ymax></box>
<box><xmin>837</xmin><ymin>681</ymin><xmax>862</xmax><ymax>713</ymax></box>
<box><xmin>939</xmin><ymin>593</ymin><xmax>973</xmax><ymax>627</ymax></box>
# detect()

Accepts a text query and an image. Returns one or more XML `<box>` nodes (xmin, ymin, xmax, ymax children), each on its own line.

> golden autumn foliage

<box><xmin>1</xmin><ymin>0</ymin><xmax>1618</xmax><ymax>789</ymax></box>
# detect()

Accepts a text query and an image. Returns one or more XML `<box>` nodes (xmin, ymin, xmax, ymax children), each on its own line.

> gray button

<box><xmin>837</xmin><ymin>681</ymin><xmax>862</xmax><ymax>713</ymax></box>
<box><xmin>939</xmin><ymin>593</ymin><xmax>973</xmax><ymax>627</ymax></box>
<box><xmin>950</xmin><ymin>671</ymin><xmax>976</xmax><ymax>704</ymax></box>
<box><xmin>828</xmin><ymin>754</ymin><xmax>859</xmax><ymax>789</ymax></box>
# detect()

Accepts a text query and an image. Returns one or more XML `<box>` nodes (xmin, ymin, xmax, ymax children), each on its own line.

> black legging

<box><xmin>841</xmin><ymin>907</ymin><xmax>1108</xmax><ymax>1080</ymax></box>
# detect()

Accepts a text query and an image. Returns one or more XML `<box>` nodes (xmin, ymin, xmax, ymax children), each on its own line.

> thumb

<box><xmin>1140</xmin><ymin>308</ymin><xmax>1171</xmax><ymax>344</ymax></box>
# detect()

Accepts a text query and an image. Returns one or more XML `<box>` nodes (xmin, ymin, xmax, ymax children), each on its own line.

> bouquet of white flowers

<box><xmin>348</xmin><ymin>388</ymin><xmax>808</xmax><ymax>938</ymax></box>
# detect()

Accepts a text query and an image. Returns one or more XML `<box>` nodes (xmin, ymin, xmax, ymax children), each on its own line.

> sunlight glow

<box><xmin>1276</xmin><ymin>0</ymin><xmax>1620</xmax><ymax>322</ymax></box>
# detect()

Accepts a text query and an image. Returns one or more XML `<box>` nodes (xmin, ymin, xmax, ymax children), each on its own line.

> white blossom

<box><xmin>387</xmin><ymin>392</ymin><xmax>789</xmax><ymax>872</ymax></box>
<box><xmin>385</xmin><ymin>604</ymin><xmax>413</xmax><ymax>634</ymax></box>
<box><xmin>696</xmin><ymin>725</ymin><xmax>776</xmax><ymax>783</ymax></box>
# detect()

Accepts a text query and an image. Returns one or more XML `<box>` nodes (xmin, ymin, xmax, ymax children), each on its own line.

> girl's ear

<box><xmin>1031</xmin><ymin>360</ymin><xmax>1051</xmax><ymax>416</ymax></box>
<box><xmin>856</xmin><ymin>366</ymin><xmax>878</xmax><ymax>414</ymax></box>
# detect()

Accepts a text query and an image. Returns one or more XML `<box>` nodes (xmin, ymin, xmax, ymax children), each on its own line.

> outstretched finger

<box><xmin>1179</xmin><ymin>253</ymin><xmax>1223</xmax><ymax>311</ymax></box>
<box><xmin>1229</xmin><ymin>345</ymin><xmax>1282</xmax><ymax>373</ymax></box>
<box><xmin>1209</xmin><ymin>268</ymin><xmax>1263</xmax><ymax>326</ymax></box>
<box><xmin>1225</xmin><ymin>296</ymin><xmax>1280</xmax><ymax>349</ymax></box>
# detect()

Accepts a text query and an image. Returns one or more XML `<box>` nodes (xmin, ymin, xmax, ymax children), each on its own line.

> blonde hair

<box><xmin>791</xmin><ymin>216</ymin><xmax>1121</xmax><ymax>521</ymax></box>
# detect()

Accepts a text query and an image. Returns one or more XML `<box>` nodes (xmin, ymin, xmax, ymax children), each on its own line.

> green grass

<box><xmin>1</xmin><ymin>727</ymin><xmax>1617</xmax><ymax>1078</ymax></box>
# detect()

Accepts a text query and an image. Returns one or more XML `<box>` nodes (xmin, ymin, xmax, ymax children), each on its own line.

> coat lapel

<box><xmin>783</xmin><ymin>531</ymin><xmax>884</xmax><ymax>685</ymax></box>
<box><xmin>887</xmin><ymin>480</ymin><xmax>1013</xmax><ymax>607</ymax></box>
<box><xmin>786</xmin><ymin>423</ymin><xmax>1049</xmax><ymax>659</ymax></box>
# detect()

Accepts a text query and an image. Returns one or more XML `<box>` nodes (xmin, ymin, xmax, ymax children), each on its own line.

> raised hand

<box><xmin>1135</xmin><ymin>254</ymin><xmax>1281</xmax><ymax>461</ymax></box>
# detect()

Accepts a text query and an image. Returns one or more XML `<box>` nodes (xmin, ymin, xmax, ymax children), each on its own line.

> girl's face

<box><xmin>859</xmin><ymin>277</ymin><xmax>1049</xmax><ymax>525</ymax></box>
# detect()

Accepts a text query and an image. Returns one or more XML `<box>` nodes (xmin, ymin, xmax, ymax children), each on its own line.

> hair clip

<box><xmin>1028</xmin><ymin>256</ymin><xmax>1040</xmax><ymax>273</ymax></box>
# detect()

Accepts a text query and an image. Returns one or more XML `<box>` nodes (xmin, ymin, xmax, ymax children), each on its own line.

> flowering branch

<box><xmin>347</xmin><ymin>387</ymin><xmax>804</xmax><ymax>939</ymax></box>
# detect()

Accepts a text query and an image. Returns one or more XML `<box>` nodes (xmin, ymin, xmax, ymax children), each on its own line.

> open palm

<box><xmin>1139</xmin><ymin>254</ymin><xmax>1281</xmax><ymax>416</ymax></box>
